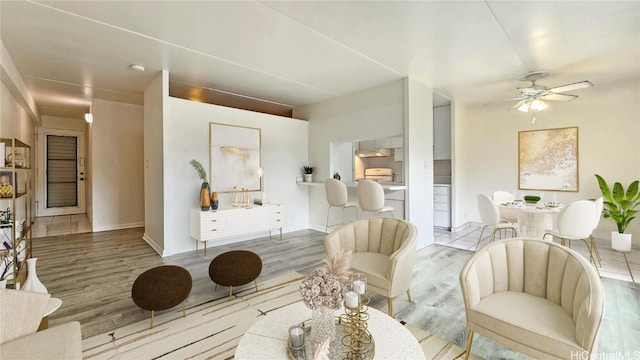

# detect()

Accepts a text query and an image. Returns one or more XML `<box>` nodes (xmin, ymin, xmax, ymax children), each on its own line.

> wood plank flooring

<box><xmin>33</xmin><ymin>227</ymin><xmax>640</xmax><ymax>359</ymax></box>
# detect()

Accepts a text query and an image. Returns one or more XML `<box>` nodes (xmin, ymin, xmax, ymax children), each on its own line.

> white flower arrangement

<box><xmin>299</xmin><ymin>249</ymin><xmax>352</xmax><ymax>310</ymax></box>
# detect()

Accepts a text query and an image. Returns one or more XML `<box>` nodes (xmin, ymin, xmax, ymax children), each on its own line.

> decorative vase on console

<box><xmin>22</xmin><ymin>257</ymin><xmax>48</xmax><ymax>293</ymax></box>
<box><xmin>200</xmin><ymin>182</ymin><xmax>211</xmax><ymax>211</ymax></box>
<box><xmin>210</xmin><ymin>191</ymin><xmax>219</xmax><ymax>210</ymax></box>
<box><xmin>189</xmin><ymin>159</ymin><xmax>211</xmax><ymax>211</ymax></box>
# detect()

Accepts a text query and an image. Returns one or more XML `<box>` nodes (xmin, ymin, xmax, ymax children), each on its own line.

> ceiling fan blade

<box><xmin>540</xmin><ymin>93</ymin><xmax>579</xmax><ymax>102</ymax></box>
<box><xmin>547</xmin><ymin>81</ymin><xmax>593</xmax><ymax>93</ymax></box>
<box><xmin>511</xmin><ymin>99</ymin><xmax>528</xmax><ymax>110</ymax></box>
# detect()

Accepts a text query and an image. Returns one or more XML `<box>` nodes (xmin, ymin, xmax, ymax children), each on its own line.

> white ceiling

<box><xmin>1</xmin><ymin>1</ymin><xmax>638</xmax><ymax>119</ymax></box>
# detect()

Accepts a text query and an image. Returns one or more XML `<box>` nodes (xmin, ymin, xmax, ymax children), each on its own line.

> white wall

<box><xmin>143</xmin><ymin>71</ymin><xmax>166</xmax><ymax>253</ymax></box>
<box><xmin>453</xmin><ymin>78</ymin><xmax>640</xmax><ymax>246</ymax></box>
<box><xmin>294</xmin><ymin>79</ymin><xmax>405</xmax><ymax>231</ymax></box>
<box><xmin>404</xmin><ymin>78</ymin><xmax>434</xmax><ymax>249</ymax></box>
<box><xmin>162</xmin><ymin>97</ymin><xmax>309</xmax><ymax>256</ymax></box>
<box><xmin>90</xmin><ymin>99</ymin><xmax>144</xmax><ymax>232</ymax></box>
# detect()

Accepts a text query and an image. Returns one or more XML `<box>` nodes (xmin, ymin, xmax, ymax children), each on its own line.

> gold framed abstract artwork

<box><xmin>518</xmin><ymin>126</ymin><xmax>578</xmax><ymax>192</ymax></box>
<box><xmin>209</xmin><ymin>123</ymin><xmax>261</xmax><ymax>192</ymax></box>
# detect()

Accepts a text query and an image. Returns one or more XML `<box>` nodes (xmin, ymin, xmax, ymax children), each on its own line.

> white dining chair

<box><xmin>492</xmin><ymin>190</ymin><xmax>518</xmax><ymax>223</ymax></box>
<box><xmin>589</xmin><ymin>197</ymin><xmax>604</xmax><ymax>267</ymax></box>
<box><xmin>475</xmin><ymin>194</ymin><xmax>518</xmax><ymax>251</ymax></box>
<box><xmin>543</xmin><ymin>200</ymin><xmax>599</xmax><ymax>269</ymax></box>
<box><xmin>357</xmin><ymin>180</ymin><xmax>394</xmax><ymax>219</ymax></box>
<box><xmin>324</xmin><ymin>178</ymin><xmax>359</xmax><ymax>232</ymax></box>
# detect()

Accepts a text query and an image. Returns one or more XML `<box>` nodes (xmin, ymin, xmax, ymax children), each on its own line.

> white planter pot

<box><xmin>303</xmin><ymin>174</ymin><xmax>313</xmax><ymax>182</ymax></box>
<box><xmin>611</xmin><ymin>231</ymin><xmax>632</xmax><ymax>252</ymax></box>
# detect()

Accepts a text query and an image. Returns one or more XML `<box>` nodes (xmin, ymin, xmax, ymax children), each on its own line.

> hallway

<box><xmin>32</xmin><ymin>214</ymin><xmax>92</xmax><ymax>238</ymax></box>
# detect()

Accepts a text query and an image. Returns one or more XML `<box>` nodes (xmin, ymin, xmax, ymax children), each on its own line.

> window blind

<box><xmin>46</xmin><ymin>135</ymin><xmax>77</xmax><ymax>208</ymax></box>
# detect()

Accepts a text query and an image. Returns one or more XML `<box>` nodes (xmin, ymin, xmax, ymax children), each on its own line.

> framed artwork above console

<box><xmin>209</xmin><ymin>123</ymin><xmax>261</xmax><ymax>192</ymax></box>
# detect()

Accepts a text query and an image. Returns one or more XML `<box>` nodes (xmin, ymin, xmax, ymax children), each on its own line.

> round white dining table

<box><xmin>234</xmin><ymin>301</ymin><xmax>425</xmax><ymax>359</ymax></box>
<box><xmin>499</xmin><ymin>203</ymin><xmax>563</xmax><ymax>238</ymax></box>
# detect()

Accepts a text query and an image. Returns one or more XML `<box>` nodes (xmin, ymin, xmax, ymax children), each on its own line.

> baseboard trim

<box><xmin>92</xmin><ymin>222</ymin><xmax>144</xmax><ymax>233</ymax></box>
<box><xmin>450</xmin><ymin>222</ymin><xmax>480</xmax><ymax>233</ymax></box>
<box><xmin>142</xmin><ymin>233</ymin><xmax>164</xmax><ymax>256</ymax></box>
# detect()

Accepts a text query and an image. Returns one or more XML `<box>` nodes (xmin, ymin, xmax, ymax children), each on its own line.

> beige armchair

<box><xmin>324</xmin><ymin>217</ymin><xmax>417</xmax><ymax>316</ymax></box>
<box><xmin>0</xmin><ymin>289</ymin><xmax>82</xmax><ymax>359</ymax></box>
<box><xmin>459</xmin><ymin>238</ymin><xmax>604</xmax><ymax>359</ymax></box>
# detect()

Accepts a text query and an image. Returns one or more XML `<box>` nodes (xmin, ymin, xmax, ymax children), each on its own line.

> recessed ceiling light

<box><xmin>129</xmin><ymin>64</ymin><xmax>146</xmax><ymax>72</ymax></box>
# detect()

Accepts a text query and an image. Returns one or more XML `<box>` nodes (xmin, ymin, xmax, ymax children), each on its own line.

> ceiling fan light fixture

<box><xmin>518</xmin><ymin>102</ymin><xmax>530</xmax><ymax>112</ymax></box>
<box><xmin>530</xmin><ymin>99</ymin><xmax>548</xmax><ymax>111</ymax></box>
<box><xmin>517</xmin><ymin>99</ymin><xmax>548</xmax><ymax>113</ymax></box>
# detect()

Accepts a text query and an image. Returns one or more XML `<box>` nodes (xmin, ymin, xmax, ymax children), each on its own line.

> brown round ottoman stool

<box><xmin>132</xmin><ymin>265</ymin><xmax>192</xmax><ymax>328</ymax></box>
<box><xmin>209</xmin><ymin>250</ymin><xmax>262</xmax><ymax>300</ymax></box>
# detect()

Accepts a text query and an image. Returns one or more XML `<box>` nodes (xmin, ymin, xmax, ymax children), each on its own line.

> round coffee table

<box><xmin>131</xmin><ymin>265</ymin><xmax>192</xmax><ymax>328</ymax></box>
<box><xmin>209</xmin><ymin>250</ymin><xmax>262</xmax><ymax>300</ymax></box>
<box><xmin>235</xmin><ymin>301</ymin><xmax>425</xmax><ymax>359</ymax></box>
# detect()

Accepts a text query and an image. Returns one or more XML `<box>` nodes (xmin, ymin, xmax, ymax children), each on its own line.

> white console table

<box><xmin>189</xmin><ymin>204</ymin><xmax>286</xmax><ymax>255</ymax></box>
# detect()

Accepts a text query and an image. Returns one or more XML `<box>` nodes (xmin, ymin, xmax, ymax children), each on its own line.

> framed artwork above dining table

<box><xmin>518</xmin><ymin>126</ymin><xmax>578</xmax><ymax>192</ymax></box>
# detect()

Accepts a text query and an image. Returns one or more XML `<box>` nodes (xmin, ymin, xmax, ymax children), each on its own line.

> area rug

<box><xmin>82</xmin><ymin>271</ymin><xmax>479</xmax><ymax>360</ymax></box>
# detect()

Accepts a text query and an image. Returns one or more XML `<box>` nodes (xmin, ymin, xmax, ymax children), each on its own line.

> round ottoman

<box><xmin>132</xmin><ymin>265</ymin><xmax>192</xmax><ymax>328</ymax></box>
<box><xmin>209</xmin><ymin>250</ymin><xmax>262</xmax><ymax>300</ymax></box>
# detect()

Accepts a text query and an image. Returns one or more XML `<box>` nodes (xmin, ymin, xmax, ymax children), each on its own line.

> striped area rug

<box><xmin>82</xmin><ymin>272</ymin><xmax>479</xmax><ymax>360</ymax></box>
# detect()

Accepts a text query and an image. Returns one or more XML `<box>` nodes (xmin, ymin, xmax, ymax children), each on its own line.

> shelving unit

<box><xmin>0</xmin><ymin>138</ymin><xmax>32</xmax><ymax>288</ymax></box>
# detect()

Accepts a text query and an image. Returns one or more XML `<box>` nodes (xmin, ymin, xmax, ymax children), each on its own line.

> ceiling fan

<box><xmin>508</xmin><ymin>71</ymin><xmax>593</xmax><ymax>113</ymax></box>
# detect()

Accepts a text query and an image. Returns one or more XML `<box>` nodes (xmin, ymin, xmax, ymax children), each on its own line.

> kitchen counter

<box><xmin>296</xmin><ymin>181</ymin><xmax>406</xmax><ymax>191</ymax></box>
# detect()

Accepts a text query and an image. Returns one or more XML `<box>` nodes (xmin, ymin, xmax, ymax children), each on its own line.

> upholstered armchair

<box><xmin>324</xmin><ymin>217</ymin><xmax>417</xmax><ymax>316</ymax></box>
<box><xmin>0</xmin><ymin>289</ymin><xmax>82</xmax><ymax>359</ymax></box>
<box><xmin>459</xmin><ymin>238</ymin><xmax>604</xmax><ymax>359</ymax></box>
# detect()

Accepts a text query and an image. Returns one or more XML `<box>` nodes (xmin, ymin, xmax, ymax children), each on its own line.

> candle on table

<box><xmin>289</xmin><ymin>325</ymin><xmax>305</xmax><ymax>349</ymax></box>
<box><xmin>353</xmin><ymin>280</ymin><xmax>366</xmax><ymax>295</ymax></box>
<box><xmin>345</xmin><ymin>290</ymin><xmax>359</xmax><ymax>308</ymax></box>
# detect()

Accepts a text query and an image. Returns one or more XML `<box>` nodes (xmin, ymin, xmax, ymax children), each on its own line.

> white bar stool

<box><xmin>357</xmin><ymin>179</ymin><xmax>394</xmax><ymax>218</ymax></box>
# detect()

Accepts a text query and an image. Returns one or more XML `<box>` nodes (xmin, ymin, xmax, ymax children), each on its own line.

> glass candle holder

<box><xmin>344</xmin><ymin>284</ymin><xmax>359</xmax><ymax>309</ymax></box>
<box><xmin>351</xmin><ymin>273</ymin><xmax>367</xmax><ymax>295</ymax></box>
<box><xmin>289</xmin><ymin>324</ymin><xmax>305</xmax><ymax>349</ymax></box>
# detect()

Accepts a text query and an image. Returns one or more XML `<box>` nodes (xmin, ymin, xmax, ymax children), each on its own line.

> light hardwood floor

<box><xmin>34</xmin><ymin>227</ymin><xmax>640</xmax><ymax>359</ymax></box>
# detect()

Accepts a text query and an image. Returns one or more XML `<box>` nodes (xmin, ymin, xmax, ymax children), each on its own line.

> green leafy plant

<box><xmin>0</xmin><ymin>208</ymin><xmax>12</xmax><ymax>225</ymax></box>
<box><xmin>302</xmin><ymin>166</ymin><xmax>315</xmax><ymax>174</ymax></box>
<box><xmin>595</xmin><ymin>174</ymin><xmax>640</xmax><ymax>233</ymax></box>
<box><xmin>189</xmin><ymin>159</ymin><xmax>208</xmax><ymax>183</ymax></box>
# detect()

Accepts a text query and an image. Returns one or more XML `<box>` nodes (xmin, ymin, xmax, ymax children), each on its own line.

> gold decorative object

<box><xmin>339</xmin><ymin>295</ymin><xmax>374</xmax><ymax>360</ymax></box>
<box><xmin>231</xmin><ymin>186</ymin><xmax>239</xmax><ymax>207</ymax></box>
<box><xmin>242</xmin><ymin>188</ymin><xmax>251</xmax><ymax>207</ymax></box>
<box><xmin>0</xmin><ymin>176</ymin><xmax>13</xmax><ymax>198</ymax></box>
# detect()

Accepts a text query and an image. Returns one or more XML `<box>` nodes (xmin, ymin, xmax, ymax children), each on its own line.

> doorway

<box><xmin>36</xmin><ymin>129</ymin><xmax>86</xmax><ymax>216</ymax></box>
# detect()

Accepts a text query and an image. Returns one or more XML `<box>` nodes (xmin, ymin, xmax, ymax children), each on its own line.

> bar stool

<box><xmin>357</xmin><ymin>180</ymin><xmax>394</xmax><ymax>218</ymax></box>
<box><xmin>325</xmin><ymin>178</ymin><xmax>359</xmax><ymax>232</ymax></box>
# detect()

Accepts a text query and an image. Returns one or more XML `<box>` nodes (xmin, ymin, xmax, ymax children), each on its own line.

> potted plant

<box><xmin>302</xmin><ymin>166</ymin><xmax>315</xmax><ymax>182</ymax></box>
<box><xmin>595</xmin><ymin>174</ymin><xmax>640</xmax><ymax>252</ymax></box>
<box><xmin>190</xmin><ymin>159</ymin><xmax>211</xmax><ymax>211</ymax></box>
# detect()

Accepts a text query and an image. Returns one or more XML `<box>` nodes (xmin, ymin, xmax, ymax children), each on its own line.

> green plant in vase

<box><xmin>595</xmin><ymin>174</ymin><xmax>640</xmax><ymax>252</ymax></box>
<box><xmin>302</xmin><ymin>165</ymin><xmax>315</xmax><ymax>183</ymax></box>
<box><xmin>190</xmin><ymin>159</ymin><xmax>211</xmax><ymax>211</ymax></box>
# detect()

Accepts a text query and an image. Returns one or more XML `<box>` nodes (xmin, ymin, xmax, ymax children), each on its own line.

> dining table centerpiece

<box><xmin>299</xmin><ymin>249</ymin><xmax>351</xmax><ymax>350</ymax></box>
